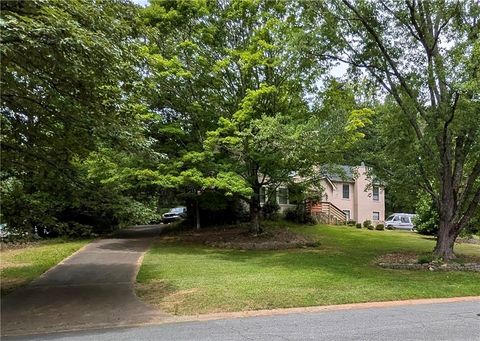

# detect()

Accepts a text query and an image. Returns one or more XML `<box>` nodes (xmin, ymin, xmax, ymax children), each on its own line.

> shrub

<box><xmin>284</xmin><ymin>208</ymin><xmax>298</xmax><ymax>222</ymax></box>
<box><xmin>363</xmin><ymin>220</ymin><xmax>372</xmax><ymax>228</ymax></box>
<box><xmin>367</xmin><ymin>225</ymin><xmax>374</xmax><ymax>230</ymax></box>
<box><xmin>262</xmin><ymin>201</ymin><xmax>280</xmax><ymax>221</ymax></box>
<box><xmin>414</xmin><ymin>194</ymin><xmax>438</xmax><ymax>235</ymax></box>
<box><xmin>284</xmin><ymin>207</ymin><xmax>315</xmax><ymax>224</ymax></box>
<box><xmin>0</xmin><ymin>176</ymin><xmax>160</xmax><ymax>238</ymax></box>
<box><xmin>418</xmin><ymin>254</ymin><xmax>434</xmax><ymax>264</ymax></box>
<box><xmin>347</xmin><ymin>220</ymin><xmax>356</xmax><ymax>226</ymax></box>
<box><xmin>356</xmin><ymin>223</ymin><xmax>362</xmax><ymax>229</ymax></box>
<box><xmin>375</xmin><ymin>224</ymin><xmax>385</xmax><ymax>231</ymax></box>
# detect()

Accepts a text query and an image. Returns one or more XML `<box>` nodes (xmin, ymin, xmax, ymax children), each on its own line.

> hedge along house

<box><xmin>258</xmin><ymin>164</ymin><xmax>385</xmax><ymax>225</ymax></box>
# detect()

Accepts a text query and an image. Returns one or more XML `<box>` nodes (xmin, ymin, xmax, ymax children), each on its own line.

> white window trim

<box><xmin>373</xmin><ymin>186</ymin><xmax>380</xmax><ymax>201</ymax></box>
<box><xmin>277</xmin><ymin>187</ymin><xmax>289</xmax><ymax>205</ymax></box>
<box><xmin>342</xmin><ymin>184</ymin><xmax>350</xmax><ymax>200</ymax></box>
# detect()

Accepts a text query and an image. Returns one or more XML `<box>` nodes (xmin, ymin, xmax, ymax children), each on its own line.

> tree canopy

<box><xmin>1</xmin><ymin>0</ymin><xmax>157</xmax><ymax>235</ymax></box>
<box><xmin>1</xmin><ymin>0</ymin><xmax>478</xmax><ymax>259</ymax></box>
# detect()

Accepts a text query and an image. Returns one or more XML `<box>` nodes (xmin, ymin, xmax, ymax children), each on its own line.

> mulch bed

<box><xmin>375</xmin><ymin>252</ymin><xmax>480</xmax><ymax>272</ymax></box>
<box><xmin>0</xmin><ymin>240</ymin><xmax>42</xmax><ymax>251</ymax></box>
<box><xmin>456</xmin><ymin>237</ymin><xmax>480</xmax><ymax>245</ymax></box>
<box><xmin>175</xmin><ymin>225</ymin><xmax>319</xmax><ymax>250</ymax></box>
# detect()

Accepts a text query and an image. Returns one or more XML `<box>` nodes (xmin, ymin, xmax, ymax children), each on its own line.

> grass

<box><xmin>136</xmin><ymin>223</ymin><xmax>480</xmax><ymax>315</ymax></box>
<box><xmin>0</xmin><ymin>238</ymin><xmax>90</xmax><ymax>296</ymax></box>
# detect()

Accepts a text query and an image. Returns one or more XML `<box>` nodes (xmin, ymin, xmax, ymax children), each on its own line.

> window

<box><xmin>277</xmin><ymin>188</ymin><xmax>288</xmax><ymax>205</ymax></box>
<box><xmin>343</xmin><ymin>210</ymin><xmax>350</xmax><ymax>221</ymax></box>
<box><xmin>373</xmin><ymin>211</ymin><xmax>380</xmax><ymax>220</ymax></box>
<box><xmin>259</xmin><ymin>187</ymin><xmax>266</xmax><ymax>204</ymax></box>
<box><xmin>342</xmin><ymin>184</ymin><xmax>350</xmax><ymax>199</ymax></box>
<box><xmin>401</xmin><ymin>216</ymin><xmax>410</xmax><ymax>223</ymax></box>
<box><xmin>373</xmin><ymin>186</ymin><xmax>379</xmax><ymax>201</ymax></box>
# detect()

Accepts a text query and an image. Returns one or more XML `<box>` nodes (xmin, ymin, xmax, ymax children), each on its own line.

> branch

<box><xmin>417</xmin><ymin>157</ymin><xmax>438</xmax><ymax>206</ymax></box>
<box><xmin>457</xmin><ymin>159</ymin><xmax>480</xmax><ymax>214</ymax></box>
<box><xmin>342</xmin><ymin>0</ymin><xmax>428</xmax><ymax>119</ymax></box>
<box><xmin>458</xmin><ymin>185</ymin><xmax>480</xmax><ymax>230</ymax></box>
<box><xmin>380</xmin><ymin>0</ymin><xmax>421</xmax><ymax>41</ymax></box>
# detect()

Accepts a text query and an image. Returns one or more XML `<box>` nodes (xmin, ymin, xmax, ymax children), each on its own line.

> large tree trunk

<box><xmin>434</xmin><ymin>220</ymin><xmax>459</xmax><ymax>260</ymax></box>
<box><xmin>195</xmin><ymin>195</ymin><xmax>201</xmax><ymax>230</ymax></box>
<box><xmin>250</xmin><ymin>198</ymin><xmax>260</xmax><ymax>235</ymax></box>
<box><xmin>432</xmin><ymin>138</ymin><xmax>461</xmax><ymax>260</ymax></box>
<box><xmin>433</xmin><ymin>185</ymin><xmax>459</xmax><ymax>260</ymax></box>
<box><xmin>249</xmin><ymin>183</ymin><xmax>262</xmax><ymax>235</ymax></box>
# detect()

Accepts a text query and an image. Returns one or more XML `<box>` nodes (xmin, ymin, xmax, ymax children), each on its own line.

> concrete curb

<box><xmin>171</xmin><ymin>296</ymin><xmax>480</xmax><ymax>323</ymax></box>
<box><xmin>7</xmin><ymin>296</ymin><xmax>479</xmax><ymax>338</ymax></box>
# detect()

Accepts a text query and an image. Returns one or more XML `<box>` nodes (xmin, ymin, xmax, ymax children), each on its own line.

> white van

<box><xmin>385</xmin><ymin>213</ymin><xmax>416</xmax><ymax>231</ymax></box>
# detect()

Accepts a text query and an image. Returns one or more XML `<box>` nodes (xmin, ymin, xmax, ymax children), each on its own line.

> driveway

<box><xmin>1</xmin><ymin>225</ymin><xmax>169</xmax><ymax>337</ymax></box>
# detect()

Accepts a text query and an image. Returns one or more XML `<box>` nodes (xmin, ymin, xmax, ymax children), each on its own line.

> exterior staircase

<box><xmin>307</xmin><ymin>201</ymin><xmax>347</xmax><ymax>225</ymax></box>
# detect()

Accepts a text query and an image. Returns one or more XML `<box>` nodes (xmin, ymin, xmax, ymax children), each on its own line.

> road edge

<box><xmin>3</xmin><ymin>296</ymin><xmax>479</xmax><ymax>338</ymax></box>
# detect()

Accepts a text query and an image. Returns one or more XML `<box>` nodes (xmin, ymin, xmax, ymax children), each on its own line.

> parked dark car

<box><xmin>162</xmin><ymin>207</ymin><xmax>187</xmax><ymax>224</ymax></box>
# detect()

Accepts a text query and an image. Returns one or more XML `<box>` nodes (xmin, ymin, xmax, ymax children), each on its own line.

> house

<box><xmin>315</xmin><ymin>164</ymin><xmax>385</xmax><ymax>225</ymax></box>
<box><xmin>259</xmin><ymin>164</ymin><xmax>385</xmax><ymax>225</ymax></box>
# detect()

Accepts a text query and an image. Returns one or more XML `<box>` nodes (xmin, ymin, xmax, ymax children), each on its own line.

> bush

<box><xmin>284</xmin><ymin>208</ymin><xmax>298</xmax><ymax>222</ymax></box>
<box><xmin>415</xmin><ymin>193</ymin><xmax>479</xmax><ymax>238</ymax></box>
<box><xmin>284</xmin><ymin>207</ymin><xmax>315</xmax><ymax>224</ymax></box>
<box><xmin>347</xmin><ymin>220</ymin><xmax>356</xmax><ymax>226</ymax></box>
<box><xmin>262</xmin><ymin>201</ymin><xmax>280</xmax><ymax>221</ymax></box>
<box><xmin>0</xmin><ymin>175</ymin><xmax>160</xmax><ymax>239</ymax></box>
<box><xmin>367</xmin><ymin>225</ymin><xmax>374</xmax><ymax>230</ymax></box>
<box><xmin>375</xmin><ymin>224</ymin><xmax>385</xmax><ymax>231</ymax></box>
<box><xmin>185</xmin><ymin>194</ymin><xmax>249</xmax><ymax>227</ymax></box>
<box><xmin>363</xmin><ymin>220</ymin><xmax>372</xmax><ymax>228</ymax></box>
<box><xmin>414</xmin><ymin>194</ymin><xmax>438</xmax><ymax>235</ymax></box>
<box><xmin>418</xmin><ymin>254</ymin><xmax>434</xmax><ymax>264</ymax></box>
<box><xmin>356</xmin><ymin>223</ymin><xmax>362</xmax><ymax>229</ymax></box>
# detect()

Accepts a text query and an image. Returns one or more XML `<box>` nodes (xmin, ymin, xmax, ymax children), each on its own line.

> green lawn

<box><xmin>0</xmin><ymin>239</ymin><xmax>90</xmax><ymax>296</ymax></box>
<box><xmin>136</xmin><ymin>224</ymin><xmax>480</xmax><ymax>315</ymax></box>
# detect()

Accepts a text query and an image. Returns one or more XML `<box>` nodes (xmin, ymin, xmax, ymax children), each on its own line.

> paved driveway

<box><xmin>1</xmin><ymin>225</ymin><xmax>168</xmax><ymax>337</ymax></box>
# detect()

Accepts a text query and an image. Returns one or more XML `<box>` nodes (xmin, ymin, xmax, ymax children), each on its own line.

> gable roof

<box><xmin>321</xmin><ymin>165</ymin><xmax>355</xmax><ymax>183</ymax></box>
<box><xmin>320</xmin><ymin>164</ymin><xmax>384</xmax><ymax>186</ymax></box>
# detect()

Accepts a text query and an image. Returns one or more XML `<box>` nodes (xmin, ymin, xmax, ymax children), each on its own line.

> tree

<box><xmin>141</xmin><ymin>0</ymin><xmax>255</xmax><ymax>229</ymax></box>
<box><xmin>1</xmin><ymin>0</ymin><xmax>155</xmax><ymax>235</ymax></box>
<box><xmin>344</xmin><ymin>98</ymin><xmax>420</xmax><ymax>215</ymax></box>
<box><xmin>142</xmin><ymin>0</ymin><xmax>371</xmax><ymax>234</ymax></box>
<box><xmin>313</xmin><ymin>0</ymin><xmax>480</xmax><ymax>258</ymax></box>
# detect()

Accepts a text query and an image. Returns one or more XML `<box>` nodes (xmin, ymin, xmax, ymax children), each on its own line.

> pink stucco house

<box><xmin>314</xmin><ymin>164</ymin><xmax>385</xmax><ymax>225</ymax></box>
<box><xmin>260</xmin><ymin>164</ymin><xmax>385</xmax><ymax>225</ymax></box>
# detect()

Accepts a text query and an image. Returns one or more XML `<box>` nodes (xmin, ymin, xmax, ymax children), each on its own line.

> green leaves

<box><xmin>232</xmin><ymin>84</ymin><xmax>277</xmax><ymax>121</ymax></box>
<box><xmin>0</xmin><ymin>0</ymin><xmax>159</xmax><ymax>233</ymax></box>
<box><xmin>345</xmin><ymin>108</ymin><xmax>374</xmax><ymax>140</ymax></box>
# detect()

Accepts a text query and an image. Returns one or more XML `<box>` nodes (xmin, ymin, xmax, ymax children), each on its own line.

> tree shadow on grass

<box><xmin>151</xmin><ymin>241</ymin><xmax>384</xmax><ymax>282</ymax></box>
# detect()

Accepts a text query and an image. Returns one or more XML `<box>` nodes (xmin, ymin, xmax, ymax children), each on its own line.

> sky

<box><xmin>131</xmin><ymin>0</ymin><xmax>149</xmax><ymax>6</ymax></box>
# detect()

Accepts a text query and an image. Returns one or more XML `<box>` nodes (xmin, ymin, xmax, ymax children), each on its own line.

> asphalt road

<box><xmin>5</xmin><ymin>300</ymin><xmax>480</xmax><ymax>341</ymax></box>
